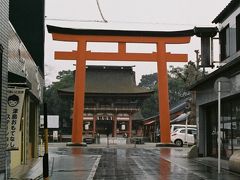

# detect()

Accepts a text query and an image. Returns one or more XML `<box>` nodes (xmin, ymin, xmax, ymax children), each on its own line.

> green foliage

<box><xmin>139</xmin><ymin>61</ymin><xmax>203</xmax><ymax>118</ymax></box>
<box><xmin>168</xmin><ymin>76</ymin><xmax>188</xmax><ymax>107</ymax></box>
<box><xmin>141</xmin><ymin>88</ymin><xmax>159</xmax><ymax>118</ymax></box>
<box><xmin>138</xmin><ymin>73</ymin><xmax>157</xmax><ymax>90</ymax></box>
<box><xmin>169</xmin><ymin>61</ymin><xmax>203</xmax><ymax>87</ymax></box>
<box><xmin>42</xmin><ymin>70</ymin><xmax>74</xmax><ymax>122</ymax></box>
<box><xmin>138</xmin><ymin>73</ymin><xmax>159</xmax><ymax>118</ymax></box>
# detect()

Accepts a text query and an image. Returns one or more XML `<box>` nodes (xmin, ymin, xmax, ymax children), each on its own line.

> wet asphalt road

<box><xmin>47</xmin><ymin>144</ymin><xmax>240</xmax><ymax>180</ymax></box>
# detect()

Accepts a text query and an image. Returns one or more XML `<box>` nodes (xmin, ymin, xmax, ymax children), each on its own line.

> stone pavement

<box><xmin>194</xmin><ymin>157</ymin><xmax>229</xmax><ymax>170</ymax></box>
<box><xmin>9</xmin><ymin>143</ymin><xmax>240</xmax><ymax>179</ymax></box>
<box><xmin>9</xmin><ymin>157</ymin><xmax>42</xmax><ymax>179</ymax></box>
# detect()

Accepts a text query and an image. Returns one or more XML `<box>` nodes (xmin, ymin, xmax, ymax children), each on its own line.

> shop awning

<box><xmin>171</xmin><ymin>113</ymin><xmax>188</xmax><ymax>123</ymax></box>
<box><xmin>144</xmin><ymin>120</ymin><xmax>155</xmax><ymax>125</ymax></box>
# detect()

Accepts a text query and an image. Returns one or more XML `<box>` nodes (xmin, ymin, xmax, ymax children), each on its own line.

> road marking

<box><xmin>50</xmin><ymin>157</ymin><xmax>55</xmax><ymax>176</ymax></box>
<box><xmin>87</xmin><ymin>155</ymin><xmax>101</xmax><ymax>180</ymax></box>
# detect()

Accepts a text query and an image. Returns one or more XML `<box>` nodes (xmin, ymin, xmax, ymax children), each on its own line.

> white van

<box><xmin>170</xmin><ymin>124</ymin><xmax>197</xmax><ymax>133</ymax></box>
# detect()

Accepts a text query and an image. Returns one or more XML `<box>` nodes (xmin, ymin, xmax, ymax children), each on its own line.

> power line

<box><xmin>45</xmin><ymin>18</ymin><xmax>106</xmax><ymax>23</ymax></box>
<box><xmin>96</xmin><ymin>0</ymin><xmax>108</xmax><ymax>23</ymax></box>
<box><xmin>106</xmin><ymin>20</ymin><xmax>209</xmax><ymax>27</ymax></box>
<box><xmin>45</xmin><ymin>17</ymin><xmax>210</xmax><ymax>27</ymax></box>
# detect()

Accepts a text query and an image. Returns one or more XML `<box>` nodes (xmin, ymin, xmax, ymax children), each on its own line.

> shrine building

<box><xmin>58</xmin><ymin>65</ymin><xmax>153</xmax><ymax>141</ymax></box>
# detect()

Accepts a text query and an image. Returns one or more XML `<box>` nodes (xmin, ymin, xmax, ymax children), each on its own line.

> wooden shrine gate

<box><xmin>47</xmin><ymin>25</ymin><xmax>212</xmax><ymax>144</ymax></box>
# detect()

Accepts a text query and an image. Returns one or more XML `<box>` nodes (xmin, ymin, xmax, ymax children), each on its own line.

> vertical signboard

<box><xmin>6</xmin><ymin>88</ymin><xmax>25</xmax><ymax>150</ymax></box>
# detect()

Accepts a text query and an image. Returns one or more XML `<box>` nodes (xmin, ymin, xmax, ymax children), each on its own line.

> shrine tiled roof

<box><xmin>59</xmin><ymin>65</ymin><xmax>154</xmax><ymax>95</ymax></box>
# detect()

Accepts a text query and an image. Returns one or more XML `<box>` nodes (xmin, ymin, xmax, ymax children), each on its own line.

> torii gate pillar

<box><xmin>47</xmin><ymin>25</ymin><xmax>192</xmax><ymax>145</ymax></box>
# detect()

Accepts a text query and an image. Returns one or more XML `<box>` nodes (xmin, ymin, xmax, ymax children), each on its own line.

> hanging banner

<box><xmin>6</xmin><ymin>88</ymin><xmax>25</xmax><ymax>150</ymax></box>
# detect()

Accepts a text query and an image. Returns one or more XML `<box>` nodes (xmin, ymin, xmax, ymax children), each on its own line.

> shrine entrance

<box><xmin>96</xmin><ymin>119</ymin><xmax>113</xmax><ymax>136</ymax></box>
<box><xmin>47</xmin><ymin>25</ymin><xmax>200</xmax><ymax>144</ymax></box>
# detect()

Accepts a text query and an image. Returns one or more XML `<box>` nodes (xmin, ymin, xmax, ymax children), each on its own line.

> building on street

<box><xmin>143</xmin><ymin>99</ymin><xmax>194</xmax><ymax>142</ymax></box>
<box><xmin>0</xmin><ymin>0</ymin><xmax>44</xmax><ymax>178</ymax></box>
<box><xmin>190</xmin><ymin>0</ymin><xmax>240</xmax><ymax>164</ymax></box>
<box><xmin>58</xmin><ymin>66</ymin><xmax>153</xmax><ymax>142</ymax></box>
<box><xmin>0</xmin><ymin>0</ymin><xmax>10</xmax><ymax>179</ymax></box>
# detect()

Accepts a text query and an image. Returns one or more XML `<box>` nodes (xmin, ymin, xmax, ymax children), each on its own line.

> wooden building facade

<box><xmin>59</xmin><ymin>65</ymin><xmax>153</xmax><ymax>141</ymax></box>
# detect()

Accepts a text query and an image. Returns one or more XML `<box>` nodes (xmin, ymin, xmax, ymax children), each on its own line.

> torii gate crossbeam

<box><xmin>47</xmin><ymin>25</ymin><xmax>194</xmax><ymax>144</ymax></box>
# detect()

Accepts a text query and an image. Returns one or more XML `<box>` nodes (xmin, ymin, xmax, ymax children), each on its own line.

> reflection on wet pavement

<box><xmin>48</xmin><ymin>145</ymin><xmax>240</xmax><ymax>180</ymax></box>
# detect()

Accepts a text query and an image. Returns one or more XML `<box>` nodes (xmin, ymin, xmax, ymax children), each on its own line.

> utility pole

<box><xmin>217</xmin><ymin>81</ymin><xmax>221</xmax><ymax>174</ymax></box>
<box><xmin>191</xmin><ymin>50</ymin><xmax>199</xmax><ymax>126</ymax></box>
<box><xmin>43</xmin><ymin>103</ymin><xmax>49</xmax><ymax>179</ymax></box>
<box><xmin>214</xmin><ymin>77</ymin><xmax>232</xmax><ymax>174</ymax></box>
<box><xmin>194</xmin><ymin>50</ymin><xmax>200</xmax><ymax>70</ymax></box>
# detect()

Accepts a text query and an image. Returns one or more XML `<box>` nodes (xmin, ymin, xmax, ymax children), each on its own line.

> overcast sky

<box><xmin>45</xmin><ymin>0</ymin><xmax>230</xmax><ymax>85</ymax></box>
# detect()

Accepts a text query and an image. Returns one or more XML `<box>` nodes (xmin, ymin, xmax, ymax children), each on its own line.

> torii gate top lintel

<box><xmin>47</xmin><ymin>25</ymin><xmax>216</xmax><ymax>144</ymax></box>
<box><xmin>47</xmin><ymin>25</ymin><xmax>200</xmax><ymax>63</ymax></box>
<box><xmin>47</xmin><ymin>25</ymin><xmax>196</xmax><ymax>38</ymax></box>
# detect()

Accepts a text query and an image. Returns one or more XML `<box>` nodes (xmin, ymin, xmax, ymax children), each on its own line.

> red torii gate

<box><xmin>47</xmin><ymin>25</ymin><xmax>196</xmax><ymax>144</ymax></box>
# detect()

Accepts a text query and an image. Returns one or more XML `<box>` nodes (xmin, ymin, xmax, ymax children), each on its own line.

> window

<box><xmin>180</xmin><ymin>129</ymin><xmax>186</xmax><ymax>133</ymax></box>
<box><xmin>188</xmin><ymin>129</ymin><xmax>197</xmax><ymax>135</ymax></box>
<box><xmin>236</xmin><ymin>14</ymin><xmax>240</xmax><ymax>51</ymax></box>
<box><xmin>220</xmin><ymin>25</ymin><xmax>230</xmax><ymax>61</ymax></box>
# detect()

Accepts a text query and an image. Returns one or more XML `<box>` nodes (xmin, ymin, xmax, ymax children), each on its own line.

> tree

<box><xmin>138</xmin><ymin>73</ymin><xmax>157</xmax><ymax>89</ymax></box>
<box><xmin>168</xmin><ymin>75</ymin><xmax>188</xmax><ymax>107</ymax></box>
<box><xmin>138</xmin><ymin>73</ymin><xmax>159</xmax><ymax>118</ymax></box>
<box><xmin>139</xmin><ymin>61</ymin><xmax>203</xmax><ymax>118</ymax></box>
<box><xmin>169</xmin><ymin>61</ymin><xmax>204</xmax><ymax>124</ymax></box>
<box><xmin>169</xmin><ymin>61</ymin><xmax>203</xmax><ymax>87</ymax></box>
<box><xmin>141</xmin><ymin>87</ymin><xmax>159</xmax><ymax>118</ymax></box>
<box><xmin>42</xmin><ymin>70</ymin><xmax>74</xmax><ymax>128</ymax></box>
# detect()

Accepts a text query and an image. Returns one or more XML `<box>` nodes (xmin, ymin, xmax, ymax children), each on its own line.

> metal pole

<box><xmin>185</xmin><ymin>114</ymin><xmax>188</xmax><ymax>146</ymax></box>
<box><xmin>154</xmin><ymin>121</ymin><xmax>156</xmax><ymax>143</ymax></box>
<box><xmin>5</xmin><ymin>151</ymin><xmax>8</xmax><ymax>180</ymax></box>
<box><xmin>194</xmin><ymin>50</ymin><xmax>200</xmax><ymax>69</ymax></box>
<box><xmin>218</xmin><ymin>81</ymin><xmax>221</xmax><ymax>174</ymax></box>
<box><xmin>210</xmin><ymin>37</ymin><xmax>214</xmax><ymax>66</ymax></box>
<box><xmin>43</xmin><ymin>103</ymin><xmax>49</xmax><ymax>179</ymax></box>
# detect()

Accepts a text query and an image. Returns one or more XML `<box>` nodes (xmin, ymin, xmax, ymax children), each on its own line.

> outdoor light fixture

<box><xmin>194</xmin><ymin>27</ymin><xmax>218</xmax><ymax>68</ymax></box>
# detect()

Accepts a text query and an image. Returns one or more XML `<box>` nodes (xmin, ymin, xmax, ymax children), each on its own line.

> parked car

<box><xmin>170</xmin><ymin>124</ymin><xmax>197</xmax><ymax>133</ymax></box>
<box><xmin>171</xmin><ymin>128</ymin><xmax>197</xmax><ymax>147</ymax></box>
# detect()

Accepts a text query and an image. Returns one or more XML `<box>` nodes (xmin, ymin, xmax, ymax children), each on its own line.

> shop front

<box><xmin>204</xmin><ymin>96</ymin><xmax>240</xmax><ymax>159</ymax></box>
